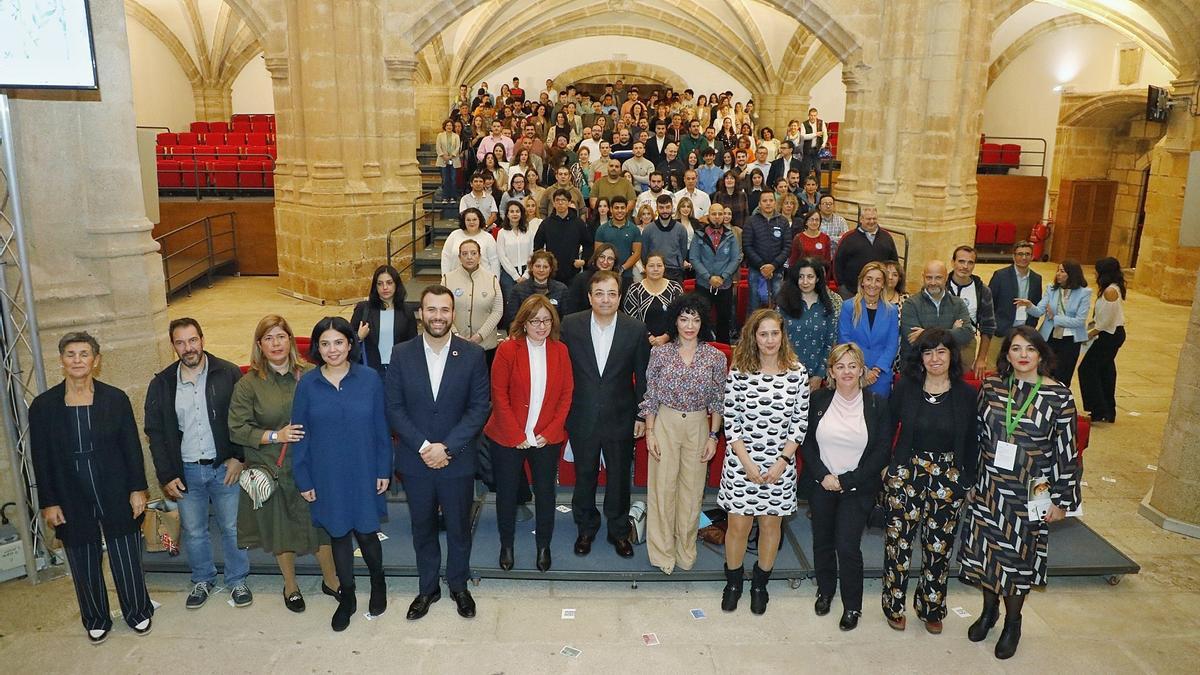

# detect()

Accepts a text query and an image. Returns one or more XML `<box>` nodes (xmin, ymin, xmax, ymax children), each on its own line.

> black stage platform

<box><xmin>143</xmin><ymin>489</ymin><xmax>1139</xmax><ymax>587</ymax></box>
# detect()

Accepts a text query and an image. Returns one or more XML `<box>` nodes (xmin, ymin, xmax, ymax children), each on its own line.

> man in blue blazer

<box><xmin>986</xmin><ymin>241</ymin><xmax>1042</xmax><ymax>364</ymax></box>
<box><xmin>386</xmin><ymin>286</ymin><xmax>491</xmax><ymax>621</ymax></box>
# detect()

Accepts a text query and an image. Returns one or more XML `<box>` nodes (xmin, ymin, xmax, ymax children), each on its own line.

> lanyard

<box><xmin>1004</xmin><ymin>375</ymin><xmax>1042</xmax><ymax>441</ymax></box>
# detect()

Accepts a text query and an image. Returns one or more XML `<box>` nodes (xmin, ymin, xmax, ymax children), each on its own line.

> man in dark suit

<box><xmin>386</xmin><ymin>286</ymin><xmax>490</xmax><ymax>621</ymax></box>
<box><xmin>767</xmin><ymin>140</ymin><xmax>797</xmax><ymax>187</ymax></box>
<box><xmin>560</xmin><ymin>270</ymin><xmax>650</xmax><ymax>558</ymax></box>
<box><xmin>644</xmin><ymin>119</ymin><xmax>671</xmax><ymax>167</ymax></box>
<box><xmin>986</xmin><ymin>240</ymin><xmax>1043</xmax><ymax>364</ymax></box>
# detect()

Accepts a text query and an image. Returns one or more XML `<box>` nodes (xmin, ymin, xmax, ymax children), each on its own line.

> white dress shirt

<box><xmin>525</xmin><ymin>338</ymin><xmax>548</xmax><ymax>446</ymax></box>
<box><xmin>423</xmin><ymin>335</ymin><xmax>450</xmax><ymax>400</ymax></box>
<box><xmin>590</xmin><ymin>313</ymin><xmax>617</xmax><ymax>376</ymax></box>
<box><xmin>673</xmin><ymin>188</ymin><xmax>711</xmax><ymax>219</ymax></box>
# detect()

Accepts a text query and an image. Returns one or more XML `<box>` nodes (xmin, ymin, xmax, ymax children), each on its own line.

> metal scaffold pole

<box><xmin>0</xmin><ymin>93</ymin><xmax>52</xmax><ymax>584</ymax></box>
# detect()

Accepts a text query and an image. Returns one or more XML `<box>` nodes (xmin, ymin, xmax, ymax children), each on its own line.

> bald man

<box><xmin>898</xmin><ymin>260</ymin><xmax>974</xmax><ymax>363</ymax></box>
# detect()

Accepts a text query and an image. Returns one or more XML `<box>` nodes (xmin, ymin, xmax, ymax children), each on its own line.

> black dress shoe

<box><xmin>814</xmin><ymin>594</ymin><xmax>832</xmax><ymax>616</ymax></box>
<box><xmin>450</xmin><ymin>589</ymin><xmax>476</xmax><ymax>618</ymax></box>
<box><xmin>574</xmin><ymin>533</ymin><xmax>594</xmax><ymax>556</ymax></box>
<box><xmin>284</xmin><ymin>589</ymin><xmax>306</xmax><ymax>613</ymax></box>
<box><xmin>839</xmin><ymin>609</ymin><xmax>862</xmax><ymax>631</ymax></box>
<box><xmin>321</xmin><ymin>582</ymin><xmax>340</xmax><ymax>600</ymax></box>
<box><xmin>995</xmin><ymin>616</ymin><xmax>1022</xmax><ymax>660</ymax></box>
<box><xmin>610</xmin><ymin>536</ymin><xmax>634</xmax><ymax>558</ymax></box>
<box><xmin>536</xmin><ymin>546</ymin><xmax>552</xmax><ymax>572</ymax></box>
<box><xmin>499</xmin><ymin>546</ymin><xmax>515</xmax><ymax>571</ymax></box>
<box><xmin>406</xmin><ymin>591</ymin><xmax>441</xmax><ymax>620</ymax></box>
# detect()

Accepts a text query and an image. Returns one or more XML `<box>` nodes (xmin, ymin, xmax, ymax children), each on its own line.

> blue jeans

<box><xmin>748</xmin><ymin>268</ymin><xmax>783</xmax><ymax>310</ymax></box>
<box><xmin>179</xmin><ymin>462</ymin><xmax>249</xmax><ymax>587</ymax></box>
<box><xmin>440</xmin><ymin>163</ymin><xmax>458</xmax><ymax>200</ymax></box>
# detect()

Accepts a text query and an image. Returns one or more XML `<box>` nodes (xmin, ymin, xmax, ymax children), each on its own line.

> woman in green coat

<box><xmin>229</xmin><ymin>314</ymin><xmax>341</xmax><ymax>612</ymax></box>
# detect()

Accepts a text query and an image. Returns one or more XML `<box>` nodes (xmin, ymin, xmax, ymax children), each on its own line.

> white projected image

<box><xmin>0</xmin><ymin>0</ymin><xmax>98</xmax><ymax>89</ymax></box>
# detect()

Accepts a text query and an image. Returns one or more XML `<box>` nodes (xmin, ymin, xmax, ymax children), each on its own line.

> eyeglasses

<box><xmin>526</xmin><ymin>318</ymin><xmax>552</xmax><ymax>327</ymax></box>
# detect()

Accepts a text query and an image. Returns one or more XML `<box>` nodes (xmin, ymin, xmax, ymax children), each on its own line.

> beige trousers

<box><xmin>647</xmin><ymin>406</ymin><xmax>710</xmax><ymax>574</ymax></box>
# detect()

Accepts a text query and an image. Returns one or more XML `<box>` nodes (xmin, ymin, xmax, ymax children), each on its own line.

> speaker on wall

<box><xmin>1181</xmin><ymin>151</ymin><xmax>1200</xmax><ymax>248</ymax></box>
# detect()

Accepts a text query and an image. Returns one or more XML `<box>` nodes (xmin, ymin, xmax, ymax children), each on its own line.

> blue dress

<box><xmin>782</xmin><ymin>294</ymin><xmax>842</xmax><ymax>378</ymax></box>
<box><xmin>291</xmin><ymin>364</ymin><xmax>392</xmax><ymax>537</ymax></box>
<box><xmin>838</xmin><ymin>299</ymin><xmax>900</xmax><ymax>398</ymax></box>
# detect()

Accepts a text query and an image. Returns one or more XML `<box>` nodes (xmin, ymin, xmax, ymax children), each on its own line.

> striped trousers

<box><xmin>64</xmin><ymin>529</ymin><xmax>154</xmax><ymax>631</ymax></box>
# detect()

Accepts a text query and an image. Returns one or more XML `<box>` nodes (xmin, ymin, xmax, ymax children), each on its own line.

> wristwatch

<box><xmin>708</xmin><ymin>431</ymin><xmax>719</xmax><ymax>440</ymax></box>
<box><xmin>781</xmin><ymin>454</ymin><xmax>794</xmax><ymax>465</ymax></box>
<box><xmin>270</xmin><ymin>431</ymin><xmax>279</xmax><ymax>443</ymax></box>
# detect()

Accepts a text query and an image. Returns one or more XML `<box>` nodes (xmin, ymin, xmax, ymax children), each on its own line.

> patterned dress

<box><xmin>958</xmin><ymin>376</ymin><xmax>1081</xmax><ymax>595</ymax></box>
<box><xmin>718</xmin><ymin>366</ymin><xmax>810</xmax><ymax>516</ymax></box>
<box><xmin>782</xmin><ymin>294</ymin><xmax>842</xmax><ymax>379</ymax></box>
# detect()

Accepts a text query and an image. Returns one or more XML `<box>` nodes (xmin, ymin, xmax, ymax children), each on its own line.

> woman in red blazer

<box><xmin>484</xmin><ymin>294</ymin><xmax>574</xmax><ymax>572</ymax></box>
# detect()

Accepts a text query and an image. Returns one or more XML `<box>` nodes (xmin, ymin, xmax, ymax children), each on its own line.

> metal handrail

<box><xmin>155</xmin><ymin>211</ymin><xmax>239</xmax><ymax>297</ymax></box>
<box><xmin>831</xmin><ymin>195</ymin><xmax>910</xmax><ymax>273</ymax></box>
<box><xmin>385</xmin><ymin>191</ymin><xmax>436</xmax><ymax>277</ymax></box>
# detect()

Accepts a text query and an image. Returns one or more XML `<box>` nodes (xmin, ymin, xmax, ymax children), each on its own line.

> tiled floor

<box><xmin>2</xmin><ymin>265</ymin><xmax>1198</xmax><ymax>673</ymax></box>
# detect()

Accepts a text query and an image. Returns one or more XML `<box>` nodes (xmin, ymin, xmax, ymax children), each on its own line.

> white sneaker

<box><xmin>87</xmin><ymin>628</ymin><xmax>108</xmax><ymax>645</ymax></box>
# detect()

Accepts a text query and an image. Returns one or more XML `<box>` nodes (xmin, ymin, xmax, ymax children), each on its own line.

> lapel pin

<box><xmin>452</xmin><ymin>350</ymin><xmax>459</xmax><ymax>357</ymax></box>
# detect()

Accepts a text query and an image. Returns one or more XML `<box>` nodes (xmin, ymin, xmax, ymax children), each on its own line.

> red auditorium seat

<box><xmin>214</xmin><ymin>144</ymin><xmax>240</xmax><ymax>159</ymax></box>
<box><xmin>245</xmin><ymin>144</ymin><xmax>271</xmax><ymax>159</ymax></box>
<box><xmin>209</xmin><ymin>121</ymin><xmax>229</xmax><ymax>134</ymax></box>
<box><xmin>250</xmin><ymin>121</ymin><xmax>271</xmax><ymax>133</ymax></box>
<box><xmin>980</xmin><ymin>143</ymin><xmax>1001</xmax><ymax>166</ymax></box>
<box><xmin>225</xmin><ymin>132</ymin><xmax>248</xmax><ymax>146</ymax></box>
<box><xmin>238</xmin><ymin>160</ymin><xmax>264</xmax><ymax>188</ymax></box>
<box><xmin>155</xmin><ymin>145</ymin><xmax>169</xmax><ymax>159</ymax></box>
<box><xmin>177</xmin><ymin>132</ymin><xmax>200</xmax><ymax>146</ymax></box>
<box><xmin>295</xmin><ymin>336</ymin><xmax>315</xmax><ymax>363</ymax></box>
<box><xmin>165</xmin><ymin>144</ymin><xmax>192</xmax><ymax>158</ymax></box>
<box><xmin>193</xmin><ymin>145</ymin><xmax>217</xmax><ymax>161</ymax></box>
<box><xmin>250</xmin><ymin>114</ymin><xmax>272</xmax><ymax>123</ymax></box>
<box><xmin>190</xmin><ymin>121</ymin><xmax>210</xmax><ymax>134</ymax></box>
<box><xmin>1000</xmin><ymin>143</ymin><xmax>1021</xmax><ymax>169</ymax></box>
<box><xmin>262</xmin><ymin>160</ymin><xmax>275</xmax><ymax>188</ymax></box>
<box><xmin>200</xmin><ymin>132</ymin><xmax>224</xmax><ymax>146</ymax></box>
<box><xmin>209</xmin><ymin>158</ymin><xmax>239</xmax><ymax>188</ymax></box>
<box><xmin>247</xmin><ymin>132</ymin><xmax>270</xmax><ymax>146</ymax></box>
<box><xmin>994</xmin><ymin>222</ymin><xmax>1016</xmax><ymax>246</ymax></box>
<box><xmin>975</xmin><ymin>222</ymin><xmax>997</xmax><ymax>246</ymax></box>
<box><xmin>232</xmin><ymin>121</ymin><xmax>252</xmax><ymax>133</ymax></box>
<box><xmin>232</xmin><ymin>114</ymin><xmax>252</xmax><ymax>124</ymax></box>
<box><xmin>156</xmin><ymin>132</ymin><xmax>178</xmax><ymax>146</ymax></box>
<box><xmin>179</xmin><ymin>158</ymin><xmax>207</xmax><ymax>188</ymax></box>
<box><xmin>156</xmin><ymin>159</ymin><xmax>182</xmax><ymax>188</ymax></box>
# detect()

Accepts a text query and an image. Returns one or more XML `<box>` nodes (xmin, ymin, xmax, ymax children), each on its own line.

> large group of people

<box><xmin>30</xmin><ymin>79</ymin><xmax>1129</xmax><ymax>662</ymax></box>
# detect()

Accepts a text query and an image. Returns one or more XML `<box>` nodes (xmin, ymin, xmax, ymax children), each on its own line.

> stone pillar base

<box><xmin>1140</xmin><ymin>489</ymin><xmax>1200</xmax><ymax>539</ymax></box>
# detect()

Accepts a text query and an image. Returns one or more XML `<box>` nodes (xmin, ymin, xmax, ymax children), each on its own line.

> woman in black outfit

<box><xmin>30</xmin><ymin>332</ymin><xmax>155</xmax><ymax>644</ymax></box>
<box><xmin>881</xmin><ymin>328</ymin><xmax>977</xmax><ymax>635</ymax></box>
<box><xmin>801</xmin><ymin>342</ymin><xmax>891</xmax><ymax>632</ymax></box>
<box><xmin>350</xmin><ymin>264</ymin><xmax>416</xmax><ymax>375</ymax></box>
<box><xmin>564</xmin><ymin>243</ymin><xmax>618</xmax><ymax>316</ymax></box>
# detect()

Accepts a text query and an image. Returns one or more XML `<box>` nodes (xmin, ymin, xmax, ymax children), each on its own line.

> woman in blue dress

<box><xmin>292</xmin><ymin>316</ymin><xmax>393</xmax><ymax>632</ymax></box>
<box><xmin>838</xmin><ymin>262</ymin><xmax>900</xmax><ymax>398</ymax></box>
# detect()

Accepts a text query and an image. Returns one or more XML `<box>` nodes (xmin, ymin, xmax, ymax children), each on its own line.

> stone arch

<box><xmin>987</xmin><ymin>14</ymin><xmax>1098</xmax><ymax>87</ymax></box>
<box><xmin>408</xmin><ymin>0</ymin><xmax>861</xmax><ymax>66</ymax></box>
<box><xmin>551</xmin><ymin>61</ymin><xmax>688</xmax><ymax>93</ymax></box>
<box><xmin>1059</xmin><ymin>90</ymin><xmax>1148</xmax><ymax>127</ymax></box>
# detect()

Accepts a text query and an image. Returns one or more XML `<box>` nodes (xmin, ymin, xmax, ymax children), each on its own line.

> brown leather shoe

<box><xmin>925</xmin><ymin>619</ymin><xmax>943</xmax><ymax>634</ymax></box>
<box><xmin>887</xmin><ymin>615</ymin><xmax>906</xmax><ymax>631</ymax></box>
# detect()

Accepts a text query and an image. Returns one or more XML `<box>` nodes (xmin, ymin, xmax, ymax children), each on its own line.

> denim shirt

<box><xmin>175</xmin><ymin>359</ymin><xmax>216</xmax><ymax>462</ymax></box>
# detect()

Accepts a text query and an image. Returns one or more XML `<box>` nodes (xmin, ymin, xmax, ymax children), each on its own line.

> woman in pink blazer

<box><xmin>484</xmin><ymin>294</ymin><xmax>574</xmax><ymax>572</ymax></box>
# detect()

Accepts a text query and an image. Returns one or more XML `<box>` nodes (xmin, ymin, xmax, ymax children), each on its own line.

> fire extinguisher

<box><xmin>1030</xmin><ymin>219</ymin><xmax>1051</xmax><ymax>261</ymax></box>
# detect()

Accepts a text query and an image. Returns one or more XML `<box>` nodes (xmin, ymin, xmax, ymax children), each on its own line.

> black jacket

<box><xmin>800</xmin><ymin>387</ymin><xmax>892</xmax><ymax>494</ymax></box>
<box><xmin>144</xmin><ymin>352</ymin><xmax>243</xmax><ymax>486</ymax></box>
<box><xmin>30</xmin><ymin>381</ymin><xmax>148</xmax><ymax>545</ymax></box>
<box><xmin>833</xmin><ymin>227</ymin><xmax>899</xmax><ymax>295</ymax></box>
<box><xmin>351</xmin><ymin>299</ymin><xmax>417</xmax><ymax>373</ymax></box>
<box><xmin>560</xmin><ymin>311</ymin><xmax>650</xmax><ymax>440</ymax></box>
<box><xmin>888</xmin><ymin>377</ymin><xmax>979</xmax><ymax>486</ymax></box>
<box><xmin>988</xmin><ymin>265</ymin><xmax>1043</xmax><ymax>338</ymax></box>
<box><xmin>534</xmin><ymin>211</ymin><xmax>594</xmax><ymax>283</ymax></box>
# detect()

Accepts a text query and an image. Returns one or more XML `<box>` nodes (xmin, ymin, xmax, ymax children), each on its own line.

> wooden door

<box><xmin>1052</xmin><ymin>179</ymin><xmax>1117</xmax><ymax>262</ymax></box>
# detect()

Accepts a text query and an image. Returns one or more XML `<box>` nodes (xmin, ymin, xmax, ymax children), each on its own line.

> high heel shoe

<box><xmin>499</xmin><ymin>545</ymin><xmax>514</xmax><ymax>571</ymax></box>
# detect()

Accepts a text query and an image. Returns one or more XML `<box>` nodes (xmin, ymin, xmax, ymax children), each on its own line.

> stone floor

<box><xmin>2</xmin><ymin>266</ymin><xmax>1199</xmax><ymax>673</ymax></box>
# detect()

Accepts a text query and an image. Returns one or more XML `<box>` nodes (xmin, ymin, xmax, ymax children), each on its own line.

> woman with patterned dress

<box><xmin>777</xmin><ymin>258</ymin><xmax>841</xmax><ymax>391</ymax></box>
<box><xmin>718</xmin><ymin>308</ymin><xmax>809</xmax><ymax>615</ymax></box>
<box><xmin>958</xmin><ymin>325</ymin><xmax>1081</xmax><ymax>660</ymax></box>
<box><xmin>622</xmin><ymin>253</ymin><xmax>684</xmax><ymax>347</ymax></box>
<box><xmin>640</xmin><ymin>294</ymin><xmax>727</xmax><ymax>575</ymax></box>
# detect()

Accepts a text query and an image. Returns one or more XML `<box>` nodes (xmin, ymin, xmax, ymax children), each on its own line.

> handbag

<box><xmin>628</xmin><ymin>500</ymin><xmax>648</xmax><ymax>545</ymax></box>
<box><xmin>239</xmin><ymin>442</ymin><xmax>288</xmax><ymax>510</ymax></box>
<box><xmin>142</xmin><ymin>501</ymin><xmax>181</xmax><ymax>555</ymax></box>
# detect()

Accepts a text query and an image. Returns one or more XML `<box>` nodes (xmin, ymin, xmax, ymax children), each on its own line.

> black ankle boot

<box><xmin>749</xmin><ymin>563</ymin><xmax>772</xmax><ymax>615</ymax></box>
<box><xmin>968</xmin><ymin>592</ymin><xmax>1000</xmax><ymax>642</ymax></box>
<box><xmin>995</xmin><ymin>615</ymin><xmax>1022</xmax><ymax>659</ymax></box>
<box><xmin>721</xmin><ymin>564</ymin><xmax>744</xmax><ymax>612</ymax></box>
<box><xmin>369</xmin><ymin>574</ymin><xmax>387</xmax><ymax>617</ymax></box>
<box><xmin>332</xmin><ymin>583</ymin><xmax>356</xmax><ymax>632</ymax></box>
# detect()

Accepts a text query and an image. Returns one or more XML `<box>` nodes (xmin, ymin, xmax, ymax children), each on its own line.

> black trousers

<box><xmin>1078</xmin><ymin>326</ymin><xmax>1126</xmax><ymax>420</ymax></box>
<box><xmin>1047</xmin><ymin>336</ymin><xmax>1082</xmax><ymax>387</ymax></box>
<box><xmin>65</xmin><ymin>529</ymin><xmax>154</xmax><ymax>631</ymax></box>
<box><xmin>330</xmin><ymin>529</ymin><xmax>383</xmax><ymax>589</ymax></box>
<box><xmin>492</xmin><ymin>440</ymin><xmax>560</xmax><ymax>547</ymax></box>
<box><xmin>404</xmin><ymin>473</ymin><xmax>474</xmax><ymax>594</ymax></box>
<box><xmin>571</xmin><ymin>435</ymin><xmax>634</xmax><ymax>541</ymax></box>
<box><xmin>701</xmin><ymin>285</ymin><xmax>735</xmax><ymax>343</ymax></box>
<box><xmin>809</xmin><ymin>487</ymin><xmax>874</xmax><ymax>612</ymax></box>
<box><xmin>799</xmin><ymin>151</ymin><xmax>822</xmax><ymax>187</ymax></box>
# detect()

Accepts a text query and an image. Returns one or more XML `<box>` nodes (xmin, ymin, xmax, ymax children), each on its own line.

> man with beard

<box><xmin>386</xmin><ymin>287</ymin><xmax>491</xmax><ymax>621</ymax></box>
<box><xmin>145</xmin><ymin>318</ymin><xmax>250</xmax><ymax>609</ymax></box>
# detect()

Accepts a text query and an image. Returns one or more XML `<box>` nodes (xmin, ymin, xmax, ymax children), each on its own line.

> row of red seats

<box><xmin>826</xmin><ymin>121</ymin><xmax>839</xmax><ymax>159</ymax></box>
<box><xmin>979</xmin><ymin>142</ymin><xmax>1021</xmax><ymax>167</ymax></box>
<box><xmin>157</xmin><ymin>144</ymin><xmax>276</xmax><ymax>160</ymax></box>
<box><xmin>976</xmin><ymin>221</ymin><xmax>1017</xmax><ymax>247</ymax></box>
<box><xmin>192</xmin><ymin>118</ymin><xmax>275</xmax><ymax>135</ymax></box>
<box><xmin>157</xmin><ymin>131</ymin><xmax>274</xmax><ymax>147</ymax></box>
<box><xmin>157</xmin><ymin>158</ymin><xmax>274</xmax><ymax>190</ymax></box>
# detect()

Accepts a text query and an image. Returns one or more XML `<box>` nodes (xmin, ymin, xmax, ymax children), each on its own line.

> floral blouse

<box><xmin>639</xmin><ymin>341</ymin><xmax>728</xmax><ymax>416</ymax></box>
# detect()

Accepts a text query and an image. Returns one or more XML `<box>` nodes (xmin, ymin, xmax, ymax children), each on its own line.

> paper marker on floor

<box><xmin>690</xmin><ymin>608</ymin><xmax>706</xmax><ymax>619</ymax></box>
<box><xmin>560</xmin><ymin>646</ymin><xmax>581</xmax><ymax>658</ymax></box>
<box><xmin>641</xmin><ymin>633</ymin><xmax>660</xmax><ymax>646</ymax></box>
<box><xmin>562</xmin><ymin>608</ymin><xmax>576</xmax><ymax>619</ymax></box>
<box><xmin>952</xmin><ymin>607</ymin><xmax>971</xmax><ymax>618</ymax></box>
<box><xmin>1102</xmin><ymin>476</ymin><xmax>1118</xmax><ymax>483</ymax></box>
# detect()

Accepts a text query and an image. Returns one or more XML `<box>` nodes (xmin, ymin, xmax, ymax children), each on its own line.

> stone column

<box><xmin>1141</xmin><ymin>275</ymin><xmax>1200</xmax><ymax>537</ymax></box>
<box><xmin>2</xmin><ymin>0</ymin><xmax>171</xmax><ymax>494</ymax></box>
<box><xmin>754</xmin><ymin>93</ymin><xmax>809</xmax><ymax>138</ymax></box>
<box><xmin>193</xmin><ymin>83</ymin><xmax>234</xmax><ymax>122</ymax></box>
<box><xmin>271</xmin><ymin>0</ymin><xmax>420</xmax><ymax>304</ymax></box>
<box><xmin>417</xmin><ymin>83</ymin><xmax>455</xmax><ymax>146</ymax></box>
<box><xmin>1134</xmin><ymin>78</ymin><xmax>1200</xmax><ymax>303</ymax></box>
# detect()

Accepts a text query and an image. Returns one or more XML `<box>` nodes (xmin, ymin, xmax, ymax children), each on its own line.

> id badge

<box><xmin>994</xmin><ymin>440</ymin><xmax>1017</xmax><ymax>470</ymax></box>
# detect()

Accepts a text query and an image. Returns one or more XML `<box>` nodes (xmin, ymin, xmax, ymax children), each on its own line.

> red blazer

<box><xmin>483</xmin><ymin>337</ymin><xmax>574</xmax><ymax>447</ymax></box>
